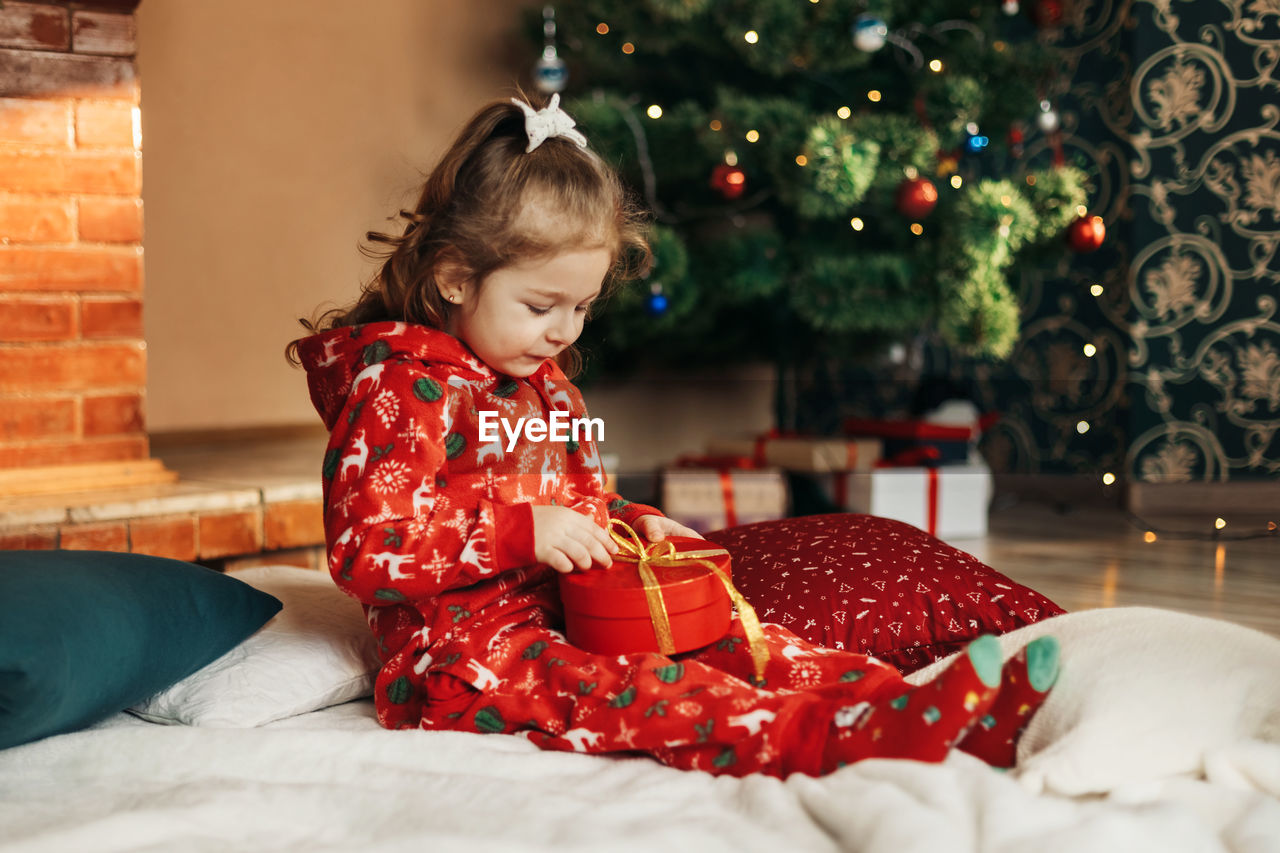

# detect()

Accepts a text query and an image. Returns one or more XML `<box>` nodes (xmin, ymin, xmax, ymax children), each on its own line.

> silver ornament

<box><xmin>852</xmin><ymin>14</ymin><xmax>888</xmax><ymax>52</ymax></box>
<box><xmin>534</xmin><ymin>49</ymin><xmax>568</xmax><ymax>94</ymax></box>
<box><xmin>1036</xmin><ymin>99</ymin><xmax>1059</xmax><ymax>133</ymax></box>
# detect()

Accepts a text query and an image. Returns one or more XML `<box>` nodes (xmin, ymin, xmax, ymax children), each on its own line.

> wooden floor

<box><xmin>964</xmin><ymin>498</ymin><xmax>1280</xmax><ymax>638</ymax></box>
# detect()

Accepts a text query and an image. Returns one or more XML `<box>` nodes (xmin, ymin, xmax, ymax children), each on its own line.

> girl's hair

<box><xmin>287</xmin><ymin>91</ymin><xmax>651</xmax><ymax>377</ymax></box>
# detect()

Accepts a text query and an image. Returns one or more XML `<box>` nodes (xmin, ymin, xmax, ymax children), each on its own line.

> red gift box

<box><xmin>559</xmin><ymin>521</ymin><xmax>770</xmax><ymax>683</ymax></box>
<box><xmin>842</xmin><ymin>417</ymin><xmax>977</xmax><ymax>465</ymax></box>
<box><xmin>559</xmin><ymin>534</ymin><xmax>733</xmax><ymax>656</ymax></box>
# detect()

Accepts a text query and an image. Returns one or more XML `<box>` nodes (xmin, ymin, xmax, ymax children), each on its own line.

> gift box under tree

<box><xmin>809</xmin><ymin>461</ymin><xmax>992</xmax><ymax>541</ymax></box>
<box><xmin>659</xmin><ymin>460</ymin><xmax>788</xmax><ymax>534</ymax></box>
<box><xmin>842</xmin><ymin>418</ymin><xmax>980</xmax><ymax>466</ymax></box>
<box><xmin>706</xmin><ymin>433</ymin><xmax>882</xmax><ymax>473</ymax></box>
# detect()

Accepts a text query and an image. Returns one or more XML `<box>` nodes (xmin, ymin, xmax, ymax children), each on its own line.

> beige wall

<box><xmin>136</xmin><ymin>0</ymin><xmax>774</xmax><ymax>472</ymax></box>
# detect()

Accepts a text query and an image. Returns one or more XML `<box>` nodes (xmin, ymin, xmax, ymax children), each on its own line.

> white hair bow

<box><xmin>511</xmin><ymin>93</ymin><xmax>588</xmax><ymax>153</ymax></box>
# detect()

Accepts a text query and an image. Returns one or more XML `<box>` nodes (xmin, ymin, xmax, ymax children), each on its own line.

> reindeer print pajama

<box><xmin>298</xmin><ymin>323</ymin><xmax>929</xmax><ymax>778</ymax></box>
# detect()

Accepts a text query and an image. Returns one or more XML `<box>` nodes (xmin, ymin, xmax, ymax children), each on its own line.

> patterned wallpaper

<box><xmin>801</xmin><ymin>0</ymin><xmax>1280</xmax><ymax>484</ymax></box>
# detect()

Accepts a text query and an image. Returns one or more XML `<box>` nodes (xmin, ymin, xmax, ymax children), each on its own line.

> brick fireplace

<box><xmin>0</xmin><ymin>0</ymin><xmax>172</xmax><ymax>493</ymax></box>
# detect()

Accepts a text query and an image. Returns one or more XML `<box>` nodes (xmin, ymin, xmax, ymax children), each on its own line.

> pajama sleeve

<box><xmin>322</xmin><ymin>359</ymin><xmax>535</xmax><ymax>607</ymax></box>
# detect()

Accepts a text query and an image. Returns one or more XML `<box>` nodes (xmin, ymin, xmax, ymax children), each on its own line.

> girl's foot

<box><xmin>824</xmin><ymin>634</ymin><xmax>1003</xmax><ymax>769</ymax></box>
<box><xmin>957</xmin><ymin>635</ymin><xmax>1060</xmax><ymax>767</ymax></box>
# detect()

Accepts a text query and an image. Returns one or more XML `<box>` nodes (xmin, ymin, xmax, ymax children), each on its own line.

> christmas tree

<box><xmin>525</xmin><ymin>1</ymin><xmax>1093</xmax><ymax>401</ymax></box>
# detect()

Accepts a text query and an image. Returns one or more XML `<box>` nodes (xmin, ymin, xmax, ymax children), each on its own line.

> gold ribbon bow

<box><xmin>608</xmin><ymin>518</ymin><xmax>769</xmax><ymax>685</ymax></box>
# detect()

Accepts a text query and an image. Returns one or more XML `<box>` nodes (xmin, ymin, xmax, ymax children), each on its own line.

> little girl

<box><xmin>291</xmin><ymin>93</ymin><xmax>1058</xmax><ymax>777</ymax></box>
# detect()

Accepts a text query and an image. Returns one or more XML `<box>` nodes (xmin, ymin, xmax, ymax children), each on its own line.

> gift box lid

<box><xmin>558</xmin><ymin>536</ymin><xmax>731</xmax><ymax>617</ymax></box>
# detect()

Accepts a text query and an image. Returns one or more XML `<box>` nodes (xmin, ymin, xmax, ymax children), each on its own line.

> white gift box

<box><xmin>821</xmin><ymin>463</ymin><xmax>992</xmax><ymax>540</ymax></box>
<box><xmin>660</xmin><ymin>467</ymin><xmax>789</xmax><ymax>534</ymax></box>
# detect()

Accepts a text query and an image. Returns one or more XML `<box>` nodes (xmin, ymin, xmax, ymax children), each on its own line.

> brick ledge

<box><xmin>0</xmin><ymin>434</ymin><xmax>327</xmax><ymax>566</ymax></box>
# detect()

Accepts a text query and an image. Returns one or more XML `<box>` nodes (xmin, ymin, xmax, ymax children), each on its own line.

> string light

<box><xmin>837</xmin><ymin>106</ymin><xmax>852</xmax><ymax>119</ymax></box>
<box><xmin>909</xmin><ymin>223</ymin><xmax>924</xmax><ymax>235</ymax></box>
<box><xmin>744</xmin><ymin>30</ymin><xmax>759</xmax><ymax>44</ymax></box>
<box><xmin>928</xmin><ymin>59</ymin><xmax>943</xmax><ymax>72</ymax></box>
<box><xmin>1090</xmin><ymin>284</ymin><xmax>1104</xmax><ymax>297</ymax></box>
<box><xmin>1000</xmin><ymin>194</ymin><xmax>1013</xmax><ymax>206</ymax></box>
<box><xmin>1025</xmin><ymin>471</ymin><xmax>1279</xmax><ymax>541</ymax></box>
<box><xmin>950</xmin><ymin>175</ymin><xmax>962</xmax><ymax>189</ymax></box>
<box><xmin>850</xmin><ymin>217</ymin><xmax>864</xmax><ymax>231</ymax></box>
<box><xmin>646</xmin><ymin>104</ymin><xmax>663</xmax><ymax>119</ymax></box>
<box><xmin>795</xmin><ymin>154</ymin><xmax>808</xmax><ymax>166</ymax></box>
<box><xmin>745</xmin><ymin>129</ymin><xmax>760</xmax><ymax>142</ymax></box>
<box><xmin>1076</xmin><ymin>204</ymin><xmax>1088</xmax><ymax>216</ymax></box>
<box><xmin>1129</xmin><ymin>512</ymin><xmax>1280</xmax><ymax>541</ymax></box>
<box><xmin>1025</xmin><ymin>175</ymin><xmax>1037</xmax><ymax>186</ymax></box>
<box><xmin>709</xmin><ymin>119</ymin><xmax>722</xmax><ymax>131</ymax></box>
<box><xmin>867</xmin><ymin>90</ymin><xmax>882</xmax><ymax>102</ymax></box>
<box><xmin>1083</xmin><ymin>343</ymin><xmax>1097</xmax><ymax>357</ymax></box>
<box><xmin>1076</xmin><ymin>420</ymin><xmax>1090</xmax><ymax>434</ymax></box>
<box><xmin>596</xmin><ymin>22</ymin><xmax>609</xmax><ymax>35</ymax></box>
<box><xmin>621</xmin><ymin>42</ymin><xmax>635</xmax><ymax>54</ymax></box>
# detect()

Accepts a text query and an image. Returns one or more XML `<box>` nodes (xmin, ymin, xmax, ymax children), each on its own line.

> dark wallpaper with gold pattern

<box><xmin>800</xmin><ymin>0</ymin><xmax>1280</xmax><ymax>484</ymax></box>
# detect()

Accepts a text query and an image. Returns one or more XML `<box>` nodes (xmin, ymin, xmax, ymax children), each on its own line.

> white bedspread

<box><xmin>3</xmin><ymin>608</ymin><xmax>1279</xmax><ymax>852</ymax></box>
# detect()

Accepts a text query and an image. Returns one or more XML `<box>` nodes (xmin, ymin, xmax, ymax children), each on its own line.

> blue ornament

<box><xmin>852</xmin><ymin>14</ymin><xmax>888</xmax><ymax>52</ymax></box>
<box><xmin>534</xmin><ymin>52</ymin><xmax>568</xmax><ymax>94</ymax></box>
<box><xmin>964</xmin><ymin>132</ymin><xmax>990</xmax><ymax>154</ymax></box>
<box><xmin>645</xmin><ymin>292</ymin><xmax>669</xmax><ymax>316</ymax></box>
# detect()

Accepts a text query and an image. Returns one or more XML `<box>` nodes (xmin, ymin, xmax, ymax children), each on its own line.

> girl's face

<box><xmin>446</xmin><ymin>248</ymin><xmax>610</xmax><ymax>378</ymax></box>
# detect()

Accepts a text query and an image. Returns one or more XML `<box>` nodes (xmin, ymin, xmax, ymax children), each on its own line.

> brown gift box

<box><xmin>706</xmin><ymin>435</ymin><xmax>882</xmax><ymax>472</ymax></box>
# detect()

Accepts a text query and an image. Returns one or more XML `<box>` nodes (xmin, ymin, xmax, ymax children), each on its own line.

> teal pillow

<box><xmin>0</xmin><ymin>550</ymin><xmax>282</xmax><ymax>750</ymax></box>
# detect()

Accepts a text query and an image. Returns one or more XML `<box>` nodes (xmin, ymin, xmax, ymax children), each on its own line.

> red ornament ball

<box><xmin>1067</xmin><ymin>214</ymin><xmax>1106</xmax><ymax>253</ymax></box>
<box><xmin>1028</xmin><ymin>0</ymin><xmax>1063</xmax><ymax>27</ymax></box>
<box><xmin>710</xmin><ymin>163</ymin><xmax>747</xmax><ymax>200</ymax></box>
<box><xmin>895</xmin><ymin>177</ymin><xmax>938</xmax><ymax>219</ymax></box>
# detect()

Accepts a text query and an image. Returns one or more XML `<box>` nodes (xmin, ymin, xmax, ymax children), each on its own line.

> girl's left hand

<box><xmin>633</xmin><ymin>514</ymin><xmax>704</xmax><ymax>543</ymax></box>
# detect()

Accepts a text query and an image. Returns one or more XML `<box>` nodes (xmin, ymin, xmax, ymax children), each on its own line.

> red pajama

<box><xmin>299</xmin><ymin>322</ymin><xmax>981</xmax><ymax>778</ymax></box>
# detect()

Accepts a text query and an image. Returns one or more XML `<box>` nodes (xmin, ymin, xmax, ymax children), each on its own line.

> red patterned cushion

<box><xmin>703</xmin><ymin>514</ymin><xmax>1065</xmax><ymax>674</ymax></box>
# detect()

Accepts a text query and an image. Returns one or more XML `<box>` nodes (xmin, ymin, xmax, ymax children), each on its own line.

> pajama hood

<box><xmin>296</xmin><ymin>321</ymin><xmax>559</xmax><ymax>430</ymax></box>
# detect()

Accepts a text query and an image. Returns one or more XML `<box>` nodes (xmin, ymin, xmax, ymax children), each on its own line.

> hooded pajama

<box><xmin>298</xmin><ymin>322</ymin><xmax>990</xmax><ymax>777</ymax></box>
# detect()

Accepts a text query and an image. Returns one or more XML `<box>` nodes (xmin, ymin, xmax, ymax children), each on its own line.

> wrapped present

<box><xmin>559</xmin><ymin>521</ymin><xmax>768</xmax><ymax>681</ymax></box>
<box><xmin>660</xmin><ymin>459</ymin><xmax>788</xmax><ymax>533</ymax></box>
<box><xmin>816</xmin><ymin>462</ymin><xmax>992</xmax><ymax>540</ymax></box>
<box><xmin>842</xmin><ymin>418</ymin><xmax>977</xmax><ymax>465</ymax></box>
<box><xmin>707</xmin><ymin>431</ymin><xmax>881</xmax><ymax>472</ymax></box>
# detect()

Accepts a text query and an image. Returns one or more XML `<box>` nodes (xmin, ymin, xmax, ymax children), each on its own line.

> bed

<box><xmin>2</xmin><ymin>534</ymin><xmax>1279</xmax><ymax>852</ymax></box>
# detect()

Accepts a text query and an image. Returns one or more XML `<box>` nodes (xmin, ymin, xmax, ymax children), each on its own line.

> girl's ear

<box><xmin>434</xmin><ymin>251</ymin><xmax>471</xmax><ymax>304</ymax></box>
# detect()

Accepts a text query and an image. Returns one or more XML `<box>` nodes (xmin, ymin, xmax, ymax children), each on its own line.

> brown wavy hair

<box><xmin>287</xmin><ymin>91</ymin><xmax>651</xmax><ymax>377</ymax></box>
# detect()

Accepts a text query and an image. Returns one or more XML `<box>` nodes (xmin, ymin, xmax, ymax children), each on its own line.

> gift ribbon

<box><xmin>608</xmin><ymin>519</ymin><xmax>769</xmax><ymax>685</ymax></box>
<box><xmin>926</xmin><ymin>466</ymin><xmax>939</xmax><ymax>536</ymax></box>
<box><xmin>717</xmin><ymin>469</ymin><xmax>738</xmax><ymax>528</ymax></box>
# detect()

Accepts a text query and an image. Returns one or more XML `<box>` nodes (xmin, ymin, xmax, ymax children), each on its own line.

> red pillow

<box><xmin>703</xmin><ymin>513</ymin><xmax>1065</xmax><ymax>674</ymax></box>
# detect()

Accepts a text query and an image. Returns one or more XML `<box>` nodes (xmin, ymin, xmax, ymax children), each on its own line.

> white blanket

<box><xmin>2</xmin><ymin>607</ymin><xmax>1279</xmax><ymax>853</ymax></box>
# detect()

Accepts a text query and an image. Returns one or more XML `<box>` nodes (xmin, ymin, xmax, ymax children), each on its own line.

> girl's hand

<box><xmin>532</xmin><ymin>505</ymin><xmax>618</xmax><ymax>573</ymax></box>
<box><xmin>633</xmin><ymin>514</ymin><xmax>703</xmax><ymax>543</ymax></box>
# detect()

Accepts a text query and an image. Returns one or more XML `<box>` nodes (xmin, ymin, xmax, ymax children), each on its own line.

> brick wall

<box><xmin>0</xmin><ymin>1</ymin><xmax>146</xmax><ymax>471</ymax></box>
